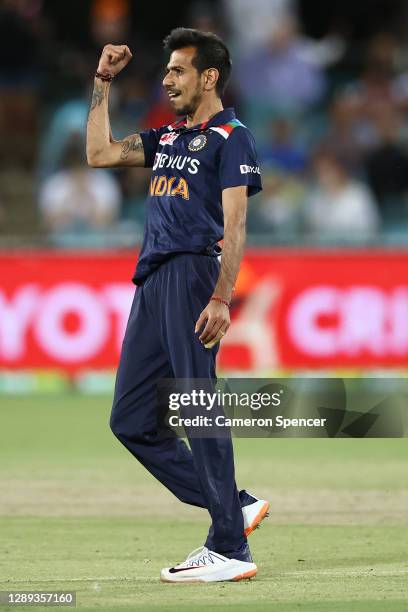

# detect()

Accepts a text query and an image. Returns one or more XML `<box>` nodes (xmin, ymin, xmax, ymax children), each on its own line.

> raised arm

<box><xmin>86</xmin><ymin>44</ymin><xmax>145</xmax><ymax>168</ymax></box>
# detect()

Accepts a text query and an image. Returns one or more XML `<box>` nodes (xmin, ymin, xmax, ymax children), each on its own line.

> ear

<box><xmin>203</xmin><ymin>68</ymin><xmax>219</xmax><ymax>91</ymax></box>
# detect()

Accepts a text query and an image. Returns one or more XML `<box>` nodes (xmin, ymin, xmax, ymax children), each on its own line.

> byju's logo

<box><xmin>240</xmin><ymin>164</ymin><xmax>260</xmax><ymax>175</ymax></box>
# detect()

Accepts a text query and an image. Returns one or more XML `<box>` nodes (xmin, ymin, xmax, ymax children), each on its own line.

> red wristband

<box><xmin>210</xmin><ymin>296</ymin><xmax>230</xmax><ymax>307</ymax></box>
<box><xmin>95</xmin><ymin>71</ymin><xmax>114</xmax><ymax>82</ymax></box>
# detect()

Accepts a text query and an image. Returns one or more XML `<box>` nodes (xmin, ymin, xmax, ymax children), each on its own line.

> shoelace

<box><xmin>178</xmin><ymin>547</ymin><xmax>226</xmax><ymax>568</ymax></box>
<box><xmin>185</xmin><ymin>547</ymin><xmax>209</xmax><ymax>567</ymax></box>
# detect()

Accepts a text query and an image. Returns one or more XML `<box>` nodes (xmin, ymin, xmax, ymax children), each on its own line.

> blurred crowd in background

<box><xmin>1</xmin><ymin>0</ymin><xmax>408</xmax><ymax>248</ymax></box>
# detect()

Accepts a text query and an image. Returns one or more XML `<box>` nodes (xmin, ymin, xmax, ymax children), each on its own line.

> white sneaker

<box><xmin>160</xmin><ymin>546</ymin><xmax>257</xmax><ymax>583</ymax></box>
<box><xmin>241</xmin><ymin>493</ymin><xmax>270</xmax><ymax>536</ymax></box>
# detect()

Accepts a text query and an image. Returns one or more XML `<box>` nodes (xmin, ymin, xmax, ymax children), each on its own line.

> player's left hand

<box><xmin>195</xmin><ymin>300</ymin><xmax>230</xmax><ymax>348</ymax></box>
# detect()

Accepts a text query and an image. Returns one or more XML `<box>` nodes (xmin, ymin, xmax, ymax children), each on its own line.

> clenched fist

<box><xmin>97</xmin><ymin>44</ymin><xmax>133</xmax><ymax>76</ymax></box>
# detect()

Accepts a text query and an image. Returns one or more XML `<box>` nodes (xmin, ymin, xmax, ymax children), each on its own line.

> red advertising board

<box><xmin>0</xmin><ymin>249</ymin><xmax>408</xmax><ymax>372</ymax></box>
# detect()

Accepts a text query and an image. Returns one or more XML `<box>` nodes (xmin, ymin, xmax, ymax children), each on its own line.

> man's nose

<box><xmin>163</xmin><ymin>73</ymin><xmax>173</xmax><ymax>87</ymax></box>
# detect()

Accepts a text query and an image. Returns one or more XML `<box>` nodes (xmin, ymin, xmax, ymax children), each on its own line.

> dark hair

<box><xmin>163</xmin><ymin>27</ymin><xmax>232</xmax><ymax>96</ymax></box>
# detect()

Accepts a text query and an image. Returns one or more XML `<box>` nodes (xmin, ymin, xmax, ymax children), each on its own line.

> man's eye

<box><xmin>165</xmin><ymin>68</ymin><xmax>183</xmax><ymax>76</ymax></box>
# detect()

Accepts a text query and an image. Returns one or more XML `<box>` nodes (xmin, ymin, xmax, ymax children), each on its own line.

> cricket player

<box><xmin>87</xmin><ymin>28</ymin><xmax>269</xmax><ymax>583</ymax></box>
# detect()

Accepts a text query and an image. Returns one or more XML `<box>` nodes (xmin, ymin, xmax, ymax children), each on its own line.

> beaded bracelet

<box><xmin>95</xmin><ymin>71</ymin><xmax>115</xmax><ymax>82</ymax></box>
<box><xmin>210</xmin><ymin>296</ymin><xmax>230</xmax><ymax>308</ymax></box>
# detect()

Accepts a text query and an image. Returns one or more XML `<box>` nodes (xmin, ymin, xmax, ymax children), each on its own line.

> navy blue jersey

<box><xmin>134</xmin><ymin>108</ymin><xmax>262</xmax><ymax>285</ymax></box>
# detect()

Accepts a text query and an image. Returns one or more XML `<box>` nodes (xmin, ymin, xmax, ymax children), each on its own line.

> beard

<box><xmin>175</xmin><ymin>88</ymin><xmax>202</xmax><ymax>116</ymax></box>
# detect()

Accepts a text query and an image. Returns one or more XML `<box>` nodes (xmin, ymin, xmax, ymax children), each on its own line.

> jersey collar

<box><xmin>168</xmin><ymin>108</ymin><xmax>236</xmax><ymax>133</ymax></box>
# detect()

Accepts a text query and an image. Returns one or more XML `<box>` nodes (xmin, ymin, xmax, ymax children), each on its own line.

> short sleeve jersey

<box><xmin>134</xmin><ymin>107</ymin><xmax>262</xmax><ymax>285</ymax></box>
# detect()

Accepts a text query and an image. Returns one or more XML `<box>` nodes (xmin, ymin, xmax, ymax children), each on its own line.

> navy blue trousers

<box><xmin>110</xmin><ymin>253</ymin><xmax>246</xmax><ymax>555</ymax></box>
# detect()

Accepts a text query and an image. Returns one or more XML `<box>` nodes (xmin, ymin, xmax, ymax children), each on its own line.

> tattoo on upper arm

<box><xmin>90</xmin><ymin>81</ymin><xmax>104</xmax><ymax>111</ymax></box>
<box><xmin>120</xmin><ymin>135</ymin><xmax>143</xmax><ymax>160</ymax></box>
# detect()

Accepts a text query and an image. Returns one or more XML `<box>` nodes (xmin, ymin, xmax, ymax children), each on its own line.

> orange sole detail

<box><xmin>231</xmin><ymin>568</ymin><xmax>258</xmax><ymax>581</ymax></box>
<box><xmin>244</xmin><ymin>501</ymin><xmax>270</xmax><ymax>536</ymax></box>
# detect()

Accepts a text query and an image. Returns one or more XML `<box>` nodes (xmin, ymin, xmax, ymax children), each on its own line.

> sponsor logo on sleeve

<box><xmin>240</xmin><ymin>164</ymin><xmax>261</xmax><ymax>175</ymax></box>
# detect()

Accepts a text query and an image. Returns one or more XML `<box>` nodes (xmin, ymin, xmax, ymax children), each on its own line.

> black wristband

<box><xmin>95</xmin><ymin>71</ymin><xmax>114</xmax><ymax>82</ymax></box>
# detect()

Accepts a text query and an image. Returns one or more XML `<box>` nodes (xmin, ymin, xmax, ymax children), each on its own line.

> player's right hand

<box><xmin>97</xmin><ymin>44</ymin><xmax>133</xmax><ymax>76</ymax></box>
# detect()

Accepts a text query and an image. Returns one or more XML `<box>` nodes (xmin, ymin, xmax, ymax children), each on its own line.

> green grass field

<box><xmin>0</xmin><ymin>396</ymin><xmax>407</xmax><ymax>611</ymax></box>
